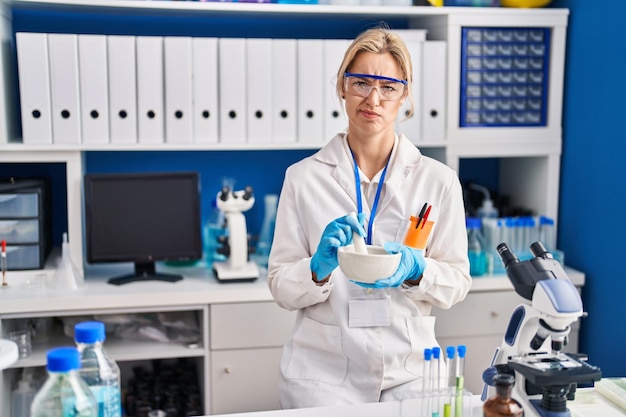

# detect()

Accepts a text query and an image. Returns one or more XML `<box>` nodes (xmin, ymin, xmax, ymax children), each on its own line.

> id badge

<box><xmin>348</xmin><ymin>298</ymin><xmax>391</xmax><ymax>327</ymax></box>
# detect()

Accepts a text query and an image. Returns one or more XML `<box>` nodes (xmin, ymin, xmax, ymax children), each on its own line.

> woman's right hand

<box><xmin>310</xmin><ymin>213</ymin><xmax>366</xmax><ymax>281</ymax></box>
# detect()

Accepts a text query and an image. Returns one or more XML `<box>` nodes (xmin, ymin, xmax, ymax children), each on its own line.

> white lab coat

<box><xmin>267</xmin><ymin>133</ymin><xmax>471</xmax><ymax>409</ymax></box>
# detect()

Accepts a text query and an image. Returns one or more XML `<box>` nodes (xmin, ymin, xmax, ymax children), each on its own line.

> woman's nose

<box><xmin>365</xmin><ymin>87</ymin><xmax>381</xmax><ymax>105</ymax></box>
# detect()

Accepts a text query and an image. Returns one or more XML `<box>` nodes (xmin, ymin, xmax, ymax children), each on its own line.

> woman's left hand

<box><xmin>353</xmin><ymin>242</ymin><xmax>427</xmax><ymax>288</ymax></box>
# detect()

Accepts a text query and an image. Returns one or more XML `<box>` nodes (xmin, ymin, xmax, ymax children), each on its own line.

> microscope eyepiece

<box><xmin>497</xmin><ymin>243</ymin><xmax>519</xmax><ymax>269</ymax></box>
<box><xmin>530</xmin><ymin>241</ymin><xmax>554</xmax><ymax>259</ymax></box>
<box><xmin>219</xmin><ymin>186</ymin><xmax>230</xmax><ymax>201</ymax></box>
<box><xmin>243</xmin><ymin>186</ymin><xmax>254</xmax><ymax>200</ymax></box>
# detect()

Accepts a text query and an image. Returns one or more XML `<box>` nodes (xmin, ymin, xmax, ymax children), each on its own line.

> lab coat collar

<box><xmin>314</xmin><ymin>133</ymin><xmax>424</xmax><ymax>213</ymax></box>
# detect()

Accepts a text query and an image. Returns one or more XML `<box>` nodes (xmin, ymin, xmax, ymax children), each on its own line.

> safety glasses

<box><xmin>344</xmin><ymin>72</ymin><xmax>407</xmax><ymax>101</ymax></box>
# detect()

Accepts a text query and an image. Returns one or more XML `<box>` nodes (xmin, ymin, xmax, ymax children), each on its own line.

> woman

<box><xmin>267</xmin><ymin>25</ymin><xmax>471</xmax><ymax>408</ymax></box>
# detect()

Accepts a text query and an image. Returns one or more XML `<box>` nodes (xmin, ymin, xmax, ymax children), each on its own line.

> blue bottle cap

<box><xmin>424</xmin><ymin>348</ymin><xmax>432</xmax><ymax>360</ymax></box>
<box><xmin>47</xmin><ymin>347</ymin><xmax>80</xmax><ymax>372</ymax></box>
<box><xmin>457</xmin><ymin>345</ymin><xmax>467</xmax><ymax>358</ymax></box>
<box><xmin>74</xmin><ymin>321</ymin><xmax>106</xmax><ymax>344</ymax></box>
<box><xmin>540</xmin><ymin>215</ymin><xmax>554</xmax><ymax>225</ymax></box>
<box><xmin>465</xmin><ymin>217</ymin><xmax>481</xmax><ymax>229</ymax></box>
<box><xmin>432</xmin><ymin>346</ymin><xmax>441</xmax><ymax>359</ymax></box>
<box><xmin>446</xmin><ymin>346</ymin><xmax>456</xmax><ymax>359</ymax></box>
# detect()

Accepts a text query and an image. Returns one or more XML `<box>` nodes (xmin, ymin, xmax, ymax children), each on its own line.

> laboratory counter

<box><xmin>0</xmin><ymin>259</ymin><xmax>587</xmax><ymax>415</ymax></box>
<box><xmin>0</xmin><ymin>260</ymin><xmax>585</xmax><ymax>316</ymax></box>
<box><xmin>199</xmin><ymin>388</ymin><xmax>625</xmax><ymax>417</ymax></box>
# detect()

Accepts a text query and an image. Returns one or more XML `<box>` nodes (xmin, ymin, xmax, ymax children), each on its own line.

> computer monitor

<box><xmin>84</xmin><ymin>171</ymin><xmax>202</xmax><ymax>285</ymax></box>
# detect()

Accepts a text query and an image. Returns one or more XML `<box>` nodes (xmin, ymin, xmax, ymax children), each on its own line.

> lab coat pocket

<box><xmin>284</xmin><ymin>316</ymin><xmax>347</xmax><ymax>385</ymax></box>
<box><xmin>404</xmin><ymin>316</ymin><xmax>438</xmax><ymax>376</ymax></box>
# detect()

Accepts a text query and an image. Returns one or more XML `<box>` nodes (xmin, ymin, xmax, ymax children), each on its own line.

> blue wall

<box><xmin>550</xmin><ymin>0</ymin><xmax>626</xmax><ymax>378</ymax></box>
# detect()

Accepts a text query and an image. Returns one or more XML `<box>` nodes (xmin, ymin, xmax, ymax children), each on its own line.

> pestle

<box><xmin>349</xmin><ymin>212</ymin><xmax>367</xmax><ymax>254</ymax></box>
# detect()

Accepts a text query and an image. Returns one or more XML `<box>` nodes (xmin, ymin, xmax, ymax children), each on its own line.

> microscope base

<box><xmin>213</xmin><ymin>260</ymin><xmax>259</xmax><ymax>282</ymax></box>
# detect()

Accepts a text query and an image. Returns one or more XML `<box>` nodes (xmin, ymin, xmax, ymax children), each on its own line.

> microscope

<box><xmin>212</xmin><ymin>185</ymin><xmax>259</xmax><ymax>282</ymax></box>
<box><xmin>482</xmin><ymin>241</ymin><xmax>601</xmax><ymax>417</ymax></box>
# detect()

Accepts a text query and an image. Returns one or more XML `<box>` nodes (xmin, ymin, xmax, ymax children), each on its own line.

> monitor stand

<box><xmin>107</xmin><ymin>261</ymin><xmax>183</xmax><ymax>286</ymax></box>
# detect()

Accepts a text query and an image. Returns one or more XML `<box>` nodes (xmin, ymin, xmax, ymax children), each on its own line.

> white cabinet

<box><xmin>209</xmin><ymin>301</ymin><xmax>296</xmax><ymax>414</ymax></box>
<box><xmin>0</xmin><ymin>303</ymin><xmax>210</xmax><ymax>417</ymax></box>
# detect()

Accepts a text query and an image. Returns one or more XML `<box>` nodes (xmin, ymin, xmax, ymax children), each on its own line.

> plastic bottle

<box><xmin>11</xmin><ymin>376</ymin><xmax>36</xmax><ymax>417</ymax></box>
<box><xmin>483</xmin><ymin>373</ymin><xmax>524</xmax><ymax>417</ymax></box>
<box><xmin>30</xmin><ymin>347</ymin><xmax>98</xmax><ymax>417</ymax></box>
<box><xmin>203</xmin><ymin>199</ymin><xmax>227</xmax><ymax>267</ymax></box>
<box><xmin>469</xmin><ymin>183</ymin><xmax>499</xmax><ymax>219</ymax></box>
<box><xmin>74</xmin><ymin>321</ymin><xmax>122</xmax><ymax>417</ymax></box>
<box><xmin>52</xmin><ymin>232</ymin><xmax>83</xmax><ymax>291</ymax></box>
<box><xmin>482</xmin><ymin>217</ymin><xmax>505</xmax><ymax>275</ymax></box>
<box><xmin>466</xmin><ymin>217</ymin><xmax>487</xmax><ymax>277</ymax></box>
<box><xmin>255</xmin><ymin>194</ymin><xmax>278</xmax><ymax>267</ymax></box>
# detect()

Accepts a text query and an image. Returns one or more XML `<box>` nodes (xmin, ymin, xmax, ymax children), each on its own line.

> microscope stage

<box><xmin>509</xmin><ymin>352</ymin><xmax>602</xmax><ymax>387</ymax></box>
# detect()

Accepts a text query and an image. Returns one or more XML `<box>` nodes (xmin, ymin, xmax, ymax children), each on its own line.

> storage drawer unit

<box><xmin>0</xmin><ymin>193</ymin><xmax>39</xmax><ymax>217</ymax></box>
<box><xmin>0</xmin><ymin>179</ymin><xmax>51</xmax><ymax>269</ymax></box>
<box><xmin>460</xmin><ymin>27</ymin><xmax>551</xmax><ymax>127</ymax></box>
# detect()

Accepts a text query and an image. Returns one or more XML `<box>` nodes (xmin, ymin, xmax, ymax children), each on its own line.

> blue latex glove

<box><xmin>311</xmin><ymin>213</ymin><xmax>366</xmax><ymax>281</ymax></box>
<box><xmin>354</xmin><ymin>241</ymin><xmax>427</xmax><ymax>288</ymax></box>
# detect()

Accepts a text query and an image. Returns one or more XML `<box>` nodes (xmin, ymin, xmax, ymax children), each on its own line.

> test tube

<box><xmin>455</xmin><ymin>345</ymin><xmax>467</xmax><ymax>417</ymax></box>
<box><xmin>423</xmin><ymin>348</ymin><xmax>433</xmax><ymax>417</ymax></box>
<box><xmin>446</xmin><ymin>346</ymin><xmax>456</xmax><ymax>389</ymax></box>
<box><xmin>444</xmin><ymin>346</ymin><xmax>456</xmax><ymax>417</ymax></box>
<box><xmin>539</xmin><ymin>215</ymin><xmax>556</xmax><ymax>250</ymax></box>
<box><xmin>432</xmin><ymin>347</ymin><xmax>442</xmax><ymax>417</ymax></box>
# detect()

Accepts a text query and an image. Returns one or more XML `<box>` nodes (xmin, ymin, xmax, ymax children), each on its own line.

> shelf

<box><xmin>0</xmin><ymin>263</ymin><xmax>274</xmax><ymax>316</ymax></box>
<box><xmin>469</xmin><ymin>266</ymin><xmax>584</xmax><ymax>292</ymax></box>
<box><xmin>7</xmin><ymin>331</ymin><xmax>206</xmax><ymax>369</ymax></box>
<box><xmin>11</xmin><ymin>0</ymin><xmax>568</xmax><ymax>19</ymax></box>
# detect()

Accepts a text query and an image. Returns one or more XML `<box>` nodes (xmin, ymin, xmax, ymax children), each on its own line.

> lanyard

<box><xmin>351</xmin><ymin>150</ymin><xmax>390</xmax><ymax>245</ymax></box>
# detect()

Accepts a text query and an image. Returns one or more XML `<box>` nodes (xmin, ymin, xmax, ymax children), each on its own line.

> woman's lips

<box><xmin>360</xmin><ymin>109</ymin><xmax>380</xmax><ymax>119</ymax></box>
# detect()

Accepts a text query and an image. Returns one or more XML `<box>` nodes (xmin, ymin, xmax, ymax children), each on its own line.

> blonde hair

<box><xmin>336</xmin><ymin>25</ymin><xmax>414</xmax><ymax>119</ymax></box>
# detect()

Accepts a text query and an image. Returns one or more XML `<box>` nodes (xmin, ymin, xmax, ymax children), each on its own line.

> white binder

<box><xmin>246</xmin><ymin>38</ymin><xmax>272</xmax><ymax>144</ymax></box>
<box><xmin>272</xmin><ymin>39</ymin><xmax>297</xmax><ymax>144</ymax></box>
<box><xmin>323</xmin><ymin>39</ymin><xmax>350</xmax><ymax>141</ymax></box>
<box><xmin>164</xmin><ymin>36</ymin><xmax>193</xmax><ymax>144</ymax></box>
<box><xmin>192</xmin><ymin>37</ymin><xmax>219</xmax><ymax>144</ymax></box>
<box><xmin>107</xmin><ymin>35</ymin><xmax>137</xmax><ymax>144</ymax></box>
<box><xmin>78</xmin><ymin>34</ymin><xmax>110</xmax><ymax>145</ymax></box>
<box><xmin>48</xmin><ymin>33</ymin><xmax>81</xmax><ymax>144</ymax></box>
<box><xmin>396</xmin><ymin>39</ymin><xmax>423</xmax><ymax>143</ymax></box>
<box><xmin>297</xmin><ymin>39</ymin><xmax>324</xmax><ymax>144</ymax></box>
<box><xmin>393</xmin><ymin>30</ymin><xmax>427</xmax><ymax>142</ymax></box>
<box><xmin>136</xmin><ymin>36</ymin><xmax>164</xmax><ymax>144</ymax></box>
<box><xmin>422</xmin><ymin>41</ymin><xmax>447</xmax><ymax>143</ymax></box>
<box><xmin>218</xmin><ymin>38</ymin><xmax>247</xmax><ymax>144</ymax></box>
<box><xmin>16</xmin><ymin>32</ymin><xmax>52</xmax><ymax>144</ymax></box>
